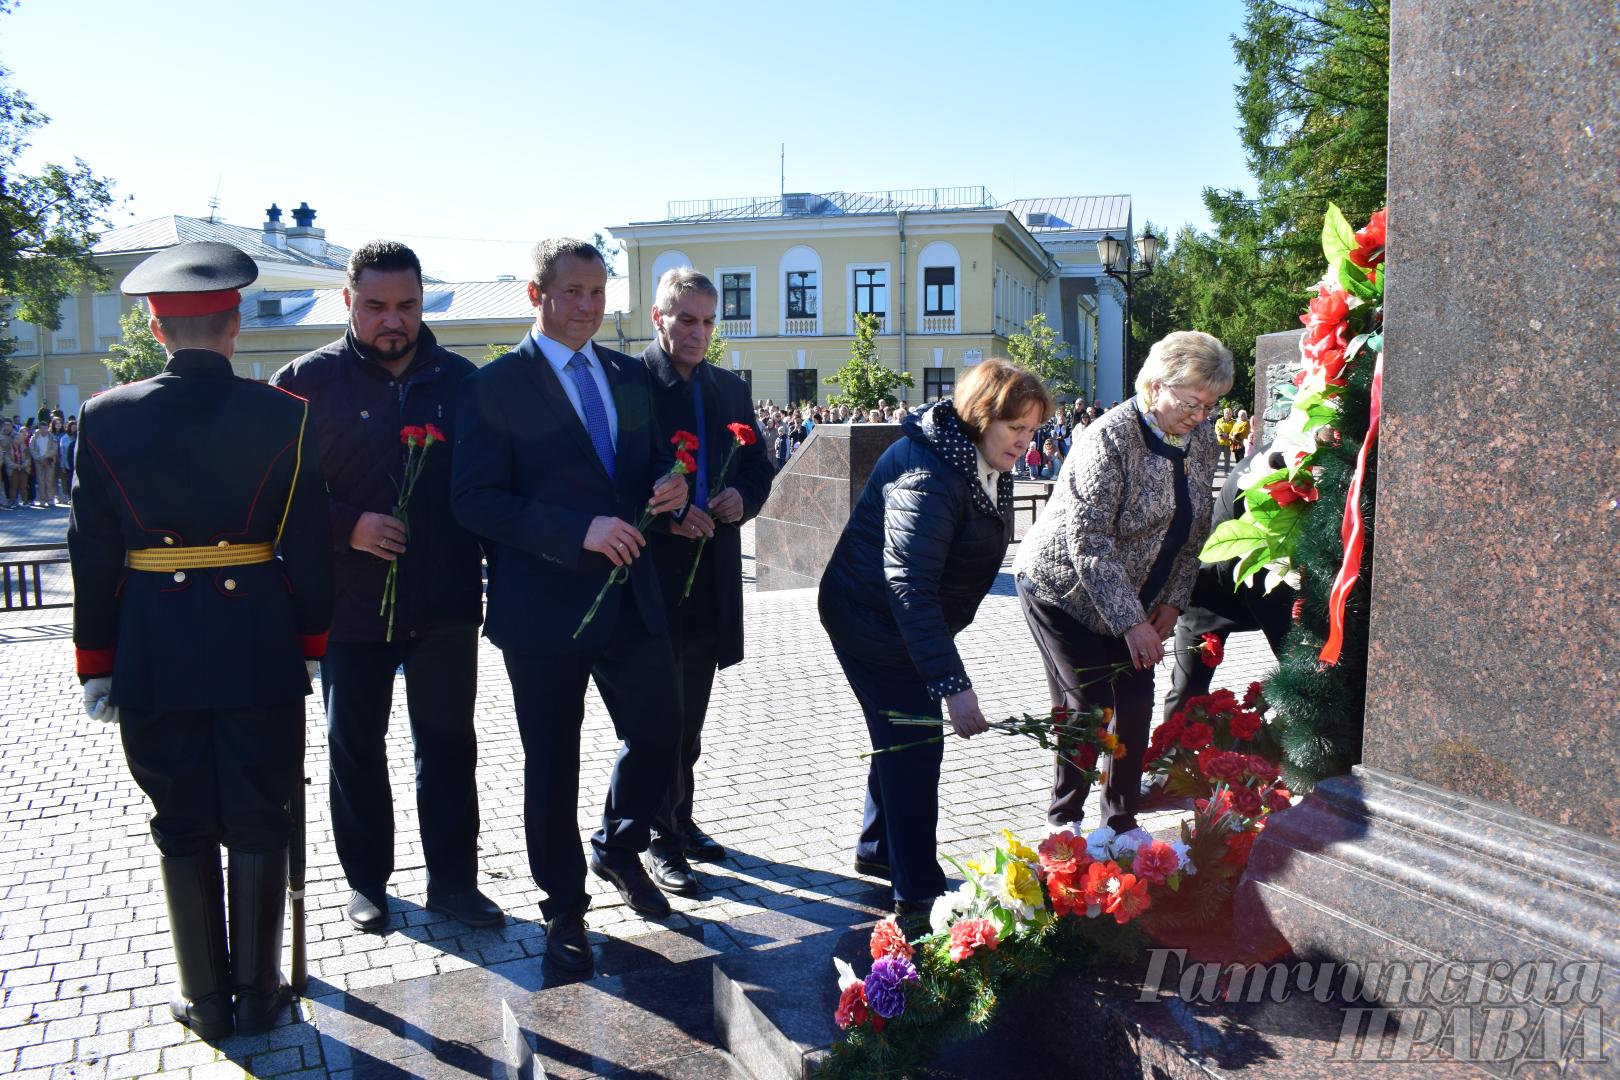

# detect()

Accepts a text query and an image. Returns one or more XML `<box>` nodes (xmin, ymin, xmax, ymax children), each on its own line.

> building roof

<box><xmin>238</xmin><ymin>276</ymin><xmax>630</xmax><ymax>329</ymax></box>
<box><xmin>998</xmin><ymin>196</ymin><xmax>1132</xmax><ymax>233</ymax></box>
<box><xmin>93</xmin><ymin>215</ymin><xmax>354</xmax><ymax>270</ymax></box>
<box><xmin>648</xmin><ymin>186</ymin><xmax>1000</xmax><ymax>224</ymax></box>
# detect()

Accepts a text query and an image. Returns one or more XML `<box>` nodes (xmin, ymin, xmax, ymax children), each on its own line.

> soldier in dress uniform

<box><xmin>68</xmin><ymin>242</ymin><xmax>334</xmax><ymax>1040</ymax></box>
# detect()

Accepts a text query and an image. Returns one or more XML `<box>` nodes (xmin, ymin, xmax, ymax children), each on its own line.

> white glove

<box><xmin>83</xmin><ymin>677</ymin><xmax>119</xmax><ymax>725</ymax></box>
<box><xmin>305</xmin><ymin>660</ymin><xmax>320</xmax><ymax>684</ymax></box>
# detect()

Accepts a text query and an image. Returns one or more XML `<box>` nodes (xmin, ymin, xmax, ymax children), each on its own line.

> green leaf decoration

<box><xmin>1234</xmin><ymin>545</ymin><xmax>1272</xmax><ymax>588</ymax></box>
<box><xmin>1322</xmin><ymin>203</ymin><xmax>1357</xmax><ymax>266</ymax></box>
<box><xmin>1199</xmin><ymin>519</ymin><xmax>1271</xmax><ymax>563</ymax></box>
<box><xmin>1344</xmin><ymin>332</ymin><xmax>1371</xmax><ymax>361</ymax></box>
<box><xmin>1338</xmin><ymin>252</ymin><xmax>1379</xmax><ymax>299</ymax></box>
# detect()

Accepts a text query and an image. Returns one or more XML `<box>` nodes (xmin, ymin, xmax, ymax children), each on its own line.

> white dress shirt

<box><xmin>532</xmin><ymin>330</ymin><xmax>618</xmax><ymax>446</ymax></box>
<box><xmin>974</xmin><ymin>447</ymin><xmax>1000</xmax><ymax>504</ymax></box>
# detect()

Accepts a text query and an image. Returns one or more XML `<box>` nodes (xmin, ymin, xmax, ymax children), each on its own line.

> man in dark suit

<box><xmin>640</xmin><ymin>268</ymin><xmax>774</xmax><ymax>895</ymax></box>
<box><xmin>69</xmin><ymin>242</ymin><xmax>333</xmax><ymax>1038</ymax></box>
<box><xmin>452</xmin><ymin>238</ymin><xmax>686</xmax><ymax>974</ymax></box>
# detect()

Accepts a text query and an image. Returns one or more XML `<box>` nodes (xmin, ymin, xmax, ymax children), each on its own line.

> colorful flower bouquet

<box><xmin>1144</xmin><ymin>682</ymin><xmax>1286</xmax><ymax>802</ymax></box>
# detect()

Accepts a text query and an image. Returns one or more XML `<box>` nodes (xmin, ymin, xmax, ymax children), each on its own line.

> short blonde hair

<box><xmin>954</xmin><ymin>358</ymin><xmax>1054</xmax><ymax>442</ymax></box>
<box><xmin>1134</xmin><ymin>330</ymin><xmax>1234</xmax><ymax>398</ymax></box>
<box><xmin>654</xmin><ymin>267</ymin><xmax>718</xmax><ymax>314</ymax></box>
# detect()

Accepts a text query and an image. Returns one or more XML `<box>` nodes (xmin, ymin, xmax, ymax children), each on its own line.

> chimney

<box><xmin>262</xmin><ymin>203</ymin><xmax>287</xmax><ymax>250</ymax></box>
<box><xmin>286</xmin><ymin>201</ymin><xmax>327</xmax><ymax>258</ymax></box>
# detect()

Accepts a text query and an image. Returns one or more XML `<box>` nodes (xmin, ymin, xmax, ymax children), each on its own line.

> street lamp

<box><xmin>1097</xmin><ymin>231</ymin><xmax>1161</xmax><ymax>393</ymax></box>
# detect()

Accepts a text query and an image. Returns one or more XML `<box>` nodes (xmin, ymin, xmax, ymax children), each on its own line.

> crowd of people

<box><xmin>2</xmin><ymin>411</ymin><xmax>76</xmax><ymax>509</ymax></box>
<box><xmin>63</xmin><ymin>234</ymin><xmax>1268</xmax><ymax>1041</ymax></box>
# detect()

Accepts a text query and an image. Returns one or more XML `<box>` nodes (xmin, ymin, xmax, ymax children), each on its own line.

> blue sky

<box><xmin>2</xmin><ymin>0</ymin><xmax>1255</xmax><ymax>281</ymax></box>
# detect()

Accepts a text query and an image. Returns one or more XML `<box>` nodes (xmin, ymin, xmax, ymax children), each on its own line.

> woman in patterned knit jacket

<box><xmin>1012</xmin><ymin>331</ymin><xmax>1233</xmax><ymax>834</ymax></box>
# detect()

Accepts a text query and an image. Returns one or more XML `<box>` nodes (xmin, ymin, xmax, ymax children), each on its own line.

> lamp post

<box><xmin>1097</xmin><ymin>231</ymin><xmax>1160</xmax><ymax>394</ymax></box>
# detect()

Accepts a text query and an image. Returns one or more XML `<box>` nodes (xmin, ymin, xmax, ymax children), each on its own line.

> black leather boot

<box><xmin>228</xmin><ymin>848</ymin><xmax>291</xmax><ymax>1035</ymax></box>
<box><xmin>159</xmin><ymin>853</ymin><xmax>233</xmax><ymax>1040</ymax></box>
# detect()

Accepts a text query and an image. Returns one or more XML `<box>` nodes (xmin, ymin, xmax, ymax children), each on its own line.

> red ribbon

<box><xmin>1319</xmin><ymin>349</ymin><xmax>1383</xmax><ymax>665</ymax></box>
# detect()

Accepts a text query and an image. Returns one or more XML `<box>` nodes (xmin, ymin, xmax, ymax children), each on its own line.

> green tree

<box><xmin>482</xmin><ymin>342</ymin><xmax>513</xmax><ymax>365</ymax></box>
<box><xmin>825</xmin><ymin>313</ymin><xmax>912</xmax><ymax>409</ymax></box>
<box><xmin>0</xmin><ymin>5</ymin><xmax>121</xmax><ymax>403</ymax></box>
<box><xmin>101</xmin><ymin>302</ymin><xmax>166</xmax><ymax>384</ymax></box>
<box><xmin>590</xmin><ymin>232</ymin><xmax>620</xmax><ymax>278</ymax></box>
<box><xmin>704</xmin><ymin>324</ymin><xmax>727</xmax><ymax>366</ymax></box>
<box><xmin>1006</xmin><ymin>312</ymin><xmax>1077</xmax><ymax>398</ymax></box>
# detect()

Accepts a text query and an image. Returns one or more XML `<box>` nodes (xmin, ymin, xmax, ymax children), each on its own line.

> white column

<box><xmin>1095</xmin><ymin>281</ymin><xmax>1125</xmax><ymax>404</ymax></box>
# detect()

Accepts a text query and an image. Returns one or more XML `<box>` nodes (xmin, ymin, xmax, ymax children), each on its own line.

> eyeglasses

<box><xmin>1166</xmin><ymin>393</ymin><xmax>1218</xmax><ymax>417</ymax></box>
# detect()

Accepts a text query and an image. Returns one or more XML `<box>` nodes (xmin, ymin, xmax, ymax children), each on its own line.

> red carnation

<box><xmin>947</xmin><ymin>918</ymin><xmax>1000</xmax><ymax>963</ymax></box>
<box><xmin>835</xmin><ymin>982</ymin><xmax>870</xmax><ymax>1030</ymax></box>
<box><xmin>725</xmin><ymin>421</ymin><xmax>758</xmax><ymax>446</ymax></box>
<box><xmin>1267</xmin><ymin>786</ymin><xmax>1294</xmax><ymax>813</ymax></box>
<box><xmin>1231</xmin><ymin>784</ymin><xmax>1264</xmax><ymax>817</ymax></box>
<box><xmin>1229</xmin><ymin>709</ymin><xmax>1262</xmax><ymax>742</ymax></box>
<box><xmin>1198</xmin><ymin>633</ymin><xmax>1224</xmax><ymax>668</ymax></box>
<box><xmin>400</xmin><ymin>425</ymin><xmax>427</xmax><ymax>446</ymax></box>
<box><xmin>1243</xmin><ymin>682</ymin><xmax>1264</xmax><ymax>709</ymax></box>
<box><xmin>1132</xmin><ymin>840</ymin><xmax>1180</xmax><ymax>886</ymax></box>
<box><xmin>1180</xmin><ymin>722</ymin><xmax>1213</xmax><ymax>750</ymax></box>
<box><xmin>670</xmin><ymin>429</ymin><xmax>700</xmax><ymax>452</ymax></box>
<box><xmin>675</xmin><ymin>449</ymin><xmax>697</xmax><ymax>474</ymax></box>
<box><xmin>423</xmin><ymin>423</ymin><xmax>446</xmax><ymax>446</ymax></box>
<box><xmin>1224</xmin><ymin>829</ymin><xmax>1259</xmax><ymax>867</ymax></box>
<box><xmin>1247</xmin><ymin>755</ymin><xmax>1280</xmax><ymax>784</ymax></box>
<box><xmin>868</xmin><ymin>917</ymin><xmax>913</xmax><ymax>962</ymax></box>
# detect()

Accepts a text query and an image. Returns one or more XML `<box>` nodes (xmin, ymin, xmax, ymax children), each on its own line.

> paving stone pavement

<box><xmin>0</xmin><ymin>515</ymin><xmax>1276</xmax><ymax>1079</ymax></box>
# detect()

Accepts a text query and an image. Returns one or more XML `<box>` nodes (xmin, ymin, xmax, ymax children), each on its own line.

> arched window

<box><xmin>779</xmin><ymin>245</ymin><xmax>821</xmax><ymax>336</ymax></box>
<box><xmin>916</xmin><ymin>241</ymin><xmax>960</xmax><ymax>333</ymax></box>
<box><xmin>649</xmin><ymin>250</ymin><xmax>693</xmax><ymax>310</ymax></box>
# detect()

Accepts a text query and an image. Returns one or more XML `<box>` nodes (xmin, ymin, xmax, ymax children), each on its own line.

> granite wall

<box><xmin>753</xmin><ymin>424</ymin><xmax>903</xmax><ymax>592</ymax></box>
<box><xmin>1365</xmin><ymin>0</ymin><xmax>1619</xmax><ymax>839</ymax></box>
<box><xmin>1252</xmin><ymin>329</ymin><xmax>1303</xmax><ymax>449</ymax></box>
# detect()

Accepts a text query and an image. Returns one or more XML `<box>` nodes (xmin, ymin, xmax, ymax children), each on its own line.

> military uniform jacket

<box><xmin>68</xmin><ymin>349</ymin><xmax>334</xmax><ymax>711</ymax></box>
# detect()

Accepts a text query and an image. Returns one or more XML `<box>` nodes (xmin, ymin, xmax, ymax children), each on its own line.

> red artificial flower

<box><xmin>1302</xmin><ymin>285</ymin><xmax>1350</xmax><ymax>327</ymax></box>
<box><xmin>423</xmin><ymin>423</ymin><xmax>446</xmax><ymax>446</ymax></box>
<box><xmin>1069</xmin><ymin>743</ymin><xmax>1100</xmax><ymax>771</ymax></box>
<box><xmin>675</xmin><ymin>449</ymin><xmax>697</xmax><ymax>474</ymax></box>
<box><xmin>1229</xmin><ymin>710</ymin><xmax>1262</xmax><ymax>742</ymax></box>
<box><xmin>1197</xmin><ymin>788</ymin><xmax>1236</xmax><ymax>819</ymax></box>
<box><xmin>1263</xmin><ymin>479</ymin><xmax>1319</xmax><ymax>508</ymax></box>
<box><xmin>1267</xmin><ymin>786</ymin><xmax>1294</xmax><ymax>813</ymax></box>
<box><xmin>725</xmin><ymin>421</ymin><xmax>758</xmax><ymax>447</ymax></box>
<box><xmin>1243</xmin><ymin>682</ymin><xmax>1265</xmax><ymax>709</ymax></box>
<box><xmin>1199</xmin><ymin>633</ymin><xmax>1224</xmax><ymax>669</ymax></box>
<box><xmin>400</xmin><ymin>425</ymin><xmax>427</xmax><ymax>446</ymax></box>
<box><xmin>835</xmin><ymin>982</ymin><xmax>870</xmax><ymax>1030</ymax></box>
<box><xmin>1045</xmin><ymin>866</ymin><xmax>1085</xmax><ymax>918</ymax></box>
<box><xmin>1038</xmin><ymin>831</ymin><xmax>1085</xmax><ymax>877</ymax></box>
<box><xmin>1105</xmin><ymin>873</ymin><xmax>1152</xmax><ymax>925</ymax></box>
<box><xmin>1079</xmin><ymin>860</ymin><xmax>1126</xmax><ymax>911</ymax></box>
<box><xmin>1180</xmin><ymin>722</ymin><xmax>1213</xmax><ymax>750</ymax></box>
<box><xmin>1132</xmin><ymin>840</ymin><xmax>1180</xmax><ymax>885</ymax></box>
<box><xmin>1199</xmin><ymin>749</ymin><xmax>1248</xmax><ymax>785</ymax></box>
<box><xmin>868</xmin><ymin>917</ymin><xmax>913</xmax><ymax>962</ymax></box>
<box><xmin>1348</xmin><ymin>209</ymin><xmax>1387</xmax><ymax>268</ymax></box>
<box><xmin>1224</xmin><ymin>829</ymin><xmax>1259</xmax><ymax>867</ymax></box>
<box><xmin>670</xmin><ymin>429</ymin><xmax>700</xmax><ymax>452</ymax></box>
<box><xmin>947</xmin><ymin>917</ymin><xmax>1000</xmax><ymax>962</ymax></box>
<box><xmin>1246</xmin><ymin>755</ymin><xmax>1280</xmax><ymax>784</ymax></box>
<box><xmin>1231</xmin><ymin>784</ymin><xmax>1264</xmax><ymax>818</ymax></box>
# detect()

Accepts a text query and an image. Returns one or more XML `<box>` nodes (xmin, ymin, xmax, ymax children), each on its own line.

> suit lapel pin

<box><xmin>360</xmin><ymin>410</ymin><xmax>370</xmax><ymax>420</ymax></box>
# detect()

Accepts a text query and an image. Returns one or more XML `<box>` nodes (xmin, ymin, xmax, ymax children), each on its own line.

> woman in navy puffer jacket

<box><xmin>819</xmin><ymin>359</ymin><xmax>1052</xmax><ymax>923</ymax></box>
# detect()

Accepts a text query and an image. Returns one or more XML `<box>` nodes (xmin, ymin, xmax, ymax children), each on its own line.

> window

<box><xmin>924</xmin><ymin>267</ymin><xmax>956</xmax><ymax>316</ymax></box>
<box><xmin>787</xmin><ymin>368</ymin><xmax>818</xmax><ymax>406</ymax></box>
<box><xmin>786</xmin><ymin>271</ymin><xmax>817</xmax><ymax>319</ymax></box>
<box><xmin>925</xmin><ymin>368</ymin><xmax>955</xmax><ymax>401</ymax></box>
<box><xmin>852</xmin><ymin>268</ymin><xmax>887</xmax><ymax>317</ymax></box>
<box><xmin>722</xmin><ymin>273</ymin><xmax>752</xmax><ymax>320</ymax></box>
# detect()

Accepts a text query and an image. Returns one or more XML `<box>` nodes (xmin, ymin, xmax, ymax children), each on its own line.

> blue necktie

<box><xmin>566</xmin><ymin>351</ymin><xmax>615</xmax><ymax>478</ymax></box>
<box><xmin>692</xmin><ymin>376</ymin><xmax>709</xmax><ymax>510</ymax></box>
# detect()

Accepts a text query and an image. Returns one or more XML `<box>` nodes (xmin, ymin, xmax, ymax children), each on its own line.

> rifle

<box><xmin>289</xmin><ymin>718</ymin><xmax>309</xmax><ymax>994</ymax></box>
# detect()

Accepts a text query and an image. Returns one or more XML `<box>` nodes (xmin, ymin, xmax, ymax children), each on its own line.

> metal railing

<box><xmin>2</xmin><ymin>543</ymin><xmax>71</xmax><ymax>611</ymax></box>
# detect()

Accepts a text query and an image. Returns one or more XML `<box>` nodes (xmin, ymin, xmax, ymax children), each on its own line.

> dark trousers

<box><xmin>1161</xmin><ymin>565</ymin><xmax>1295</xmax><ymax>722</ymax></box>
<box><xmin>650</xmin><ymin>552</ymin><xmax>720</xmax><ymax>856</ymax></box>
<box><xmin>832</xmin><ymin>643</ymin><xmax>949</xmax><ymax>904</ymax></box>
<box><xmin>321</xmin><ymin>627</ymin><xmax>480</xmax><ymax>897</ymax></box>
<box><xmin>502</xmin><ymin>616</ymin><xmax>680</xmax><ymax>921</ymax></box>
<box><xmin>1016</xmin><ymin>579</ymin><xmax>1154</xmax><ymax>831</ymax></box>
<box><xmin>120</xmin><ymin>703</ymin><xmax>304</xmax><ymax>857</ymax></box>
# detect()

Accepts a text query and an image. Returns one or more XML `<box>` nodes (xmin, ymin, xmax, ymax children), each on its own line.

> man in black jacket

<box><xmin>641</xmin><ymin>269</ymin><xmax>774</xmax><ymax>895</ymax></box>
<box><xmin>452</xmin><ymin>239</ymin><xmax>686</xmax><ymax>975</ymax></box>
<box><xmin>272</xmin><ymin>241</ymin><xmax>500</xmax><ymax>933</ymax></box>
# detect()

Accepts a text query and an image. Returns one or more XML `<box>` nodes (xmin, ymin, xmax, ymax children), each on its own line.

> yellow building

<box><xmin>608</xmin><ymin>186</ymin><xmax>1136</xmax><ymax>406</ymax></box>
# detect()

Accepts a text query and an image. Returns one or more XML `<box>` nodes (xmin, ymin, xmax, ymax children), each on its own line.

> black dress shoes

<box><xmin>853</xmin><ymin>856</ymin><xmax>892</xmax><ymax>881</ymax></box>
<box><xmin>544</xmin><ymin>910</ymin><xmax>593</xmax><ymax>973</ymax></box>
<box><xmin>346</xmin><ymin>888</ymin><xmax>389</xmax><ymax>933</ymax></box>
<box><xmin>643</xmin><ymin>850</ymin><xmax>701</xmax><ymax>896</ymax></box>
<box><xmin>682</xmin><ymin>822</ymin><xmax>726</xmax><ymax>862</ymax></box>
<box><xmin>426</xmin><ymin>888</ymin><xmax>506</xmax><ymax>929</ymax></box>
<box><xmin>894</xmin><ymin>898</ymin><xmax>934</xmax><ymax>939</ymax></box>
<box><xmin>589</xmin><ymin>852</ymin><xmax>672</xmax><ymax>918</ymax></box>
